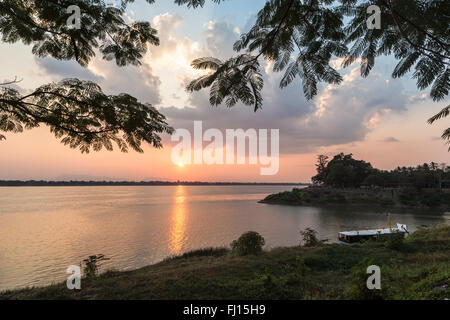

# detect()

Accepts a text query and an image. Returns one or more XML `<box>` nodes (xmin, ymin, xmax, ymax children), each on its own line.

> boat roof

<box><xmin>339</xmin><ymin>224</ymin><xmax>407</xmax><ymax>236</ymax></box>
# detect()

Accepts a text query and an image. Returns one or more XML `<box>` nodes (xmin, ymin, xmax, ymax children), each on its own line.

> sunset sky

<box><xmin>0</xmin><ymin>0</ymin><xmax>448</xmax><ymax>183</ymax></box>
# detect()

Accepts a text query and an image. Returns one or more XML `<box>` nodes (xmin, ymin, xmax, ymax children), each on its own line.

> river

<box><xmin>0</xmin><ymin>185</ymin><xmax>448</xmax><ymax>290</ymax></box>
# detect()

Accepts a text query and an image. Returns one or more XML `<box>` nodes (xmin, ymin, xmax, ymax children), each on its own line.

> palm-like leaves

<box><xmin>428</xmin><ymin>103</ymin><xmax>449</xmax><ymax>150</ymax></box>
<box><xmin>189</xmin><ymin>0</ymin><xmax>346</xmax><ymax>104</ymax></box>
<box><xmin>0</xmin><ymin>0</ymin><xmax>160</xmax><ymax>67</ymax></box>
<box><xmin>187</xmin><ymin>0</ymin><xmax>449</xmax><ymax>150</ymax></box>
<box><xmin>0</xmin><ymin>1</ymin><xmax>172</xmax><ymax>152</ymax></box>
<box><xmin>1</xmin><ymin>0</ymin><xmax>449</xmax><ymax>151</ymax></box>
<box><xmin>188</xmin><ymin>55</ymin><xmax>264</xmax><ymax>111</ymax></box>
<box><xmin>0</xmin><ymin>79</ymin><xmax>173</xmax><ymax>153</ymax></box>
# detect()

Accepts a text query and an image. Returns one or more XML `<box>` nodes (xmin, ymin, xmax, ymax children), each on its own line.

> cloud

<box><xmin>408</xmin><ymin>93</ymin><xmax>428</xmax><ymax>104</ymax></box>
<box><xmin>31</xmin><ymin>13</ymin><xmax>412</xmax><ymax>156</ymax></box>
<box><xmin>1</xmin><ymin>78</ymin><xmax>28</xmax><ymax>93</ymax></box>
<box><xmin>201</xmin><ymin>20</ymin><xmax>240</xmax><ymax>59</ymax></box>
<box><xmin>34</xmin><ymin>58</ymin><xmax>103</xmax><ymax>82</ymax></box>
<box><xmin>34</xmin><ymin>54</ymin><xmax>162</xmax><ymax>106</ymax></box>
<box><xmin>160</xmin><ymin>18</ymin><xmax>411</xmax><ymax>154</ymax></box>
<box><xmin>381</xmin><ymin>137</ymin><xmax>400</xmax><ymax>143</ymax></box>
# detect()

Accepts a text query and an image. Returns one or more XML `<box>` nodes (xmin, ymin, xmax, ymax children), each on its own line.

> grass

<box><xmin>1</xmin><ymin>225</ymin><xmax>449</xmax><ymax>300</ymax></box>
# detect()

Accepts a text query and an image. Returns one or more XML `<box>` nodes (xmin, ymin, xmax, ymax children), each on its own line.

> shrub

<box><xmin>83</xmin><ymin>254</ymin><xmax>109</xmax><ymax>278</ymax></box>
<box><xmin>300</xmin><ymin>228</ymin><xmax>320</xmax><ymax>247</ymax></box>
<box><xmin>384</xmin><ymin>234</ymin><xmax>407</xmax><ymax>251</ymax></box>
<box><xmin>231</xmin><ymin>231</ymin><xmax>265</xmax><ymax>256</ymax></box>
<box><xmin>345</xmin><ymin>259</ymin><xmax>386</xmax><ymax>300</ymax></box>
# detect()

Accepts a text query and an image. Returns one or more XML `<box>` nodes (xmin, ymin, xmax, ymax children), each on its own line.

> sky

<box><xmin>0</xmin><ymin>0</ymin><xmax>448</xmax><ymax>182</ymax></box>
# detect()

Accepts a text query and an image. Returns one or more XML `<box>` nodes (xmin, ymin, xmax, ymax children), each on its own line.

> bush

<box><xmin>345</xmin><ymin>259</ymin><xmax>386</xmax><ymax>300</ymax></box>
<box><xmin>384</xmin><ymin>234</ymin><xmax>407</xmax><ymax>251</ymax></box>
<box><xmin>83</xmin><ymin>254</ymin><xmax>109</xmax><ymax>278</ymax></box>
<box><xmin>231</xmin><ymin>231</ymin><xmax>265</xmax><ymax>256</ymax></box>
<box><xmin>300</xmin><ymin>228</ymin><xmax>320</xmax><ymax>247</ymax></box>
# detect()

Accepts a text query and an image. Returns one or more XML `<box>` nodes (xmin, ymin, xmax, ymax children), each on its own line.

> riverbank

<box><xmin>259</xmin><ymin>186</ymin><xmax>450</xmax><ymax>209</ymax></box>
<box><xmin>1</xmin><ymin>225</ymin><xmax>449</xmax><ymax>300</ymax></box>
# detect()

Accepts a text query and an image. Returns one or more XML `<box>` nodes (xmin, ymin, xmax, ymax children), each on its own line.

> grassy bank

<box><xmin>1</xmin><ymin>225</ymin><xmax>449</xmax><ymax>300</ymax></box>
<box><xmin>260</xmin><ymin>186</ymin><xmax>450</xmax><ymax>209</ymax></box>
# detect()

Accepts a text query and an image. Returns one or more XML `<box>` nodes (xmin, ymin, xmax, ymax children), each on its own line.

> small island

<box><xmin>260</xmin><ymin>153</ymin><xmax>450</xmax><ymax>209</ymax></box>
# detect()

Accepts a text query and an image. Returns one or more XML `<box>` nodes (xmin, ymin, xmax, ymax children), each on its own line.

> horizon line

<box><xmin>0</xmin><ymin>180</ymin><xmax>311</xmax><ymax>186</ymax></box>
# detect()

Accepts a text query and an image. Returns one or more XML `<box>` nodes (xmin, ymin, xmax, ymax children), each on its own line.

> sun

<box><xmin>177</xmin><ymin>162</ymin><xmax>184</xmax><ymax>168</ymax></box>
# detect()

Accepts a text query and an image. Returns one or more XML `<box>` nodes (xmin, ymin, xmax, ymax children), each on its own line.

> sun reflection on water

<box><xmin>169</xmin><ymin>185</ymin><xmax>187</xmax><ymax>254</ymax></box>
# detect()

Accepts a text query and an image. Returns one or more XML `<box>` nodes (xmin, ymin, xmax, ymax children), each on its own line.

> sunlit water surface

<box><xmin>0</xmin><ymin>185</ymin><xmax>448</xmax><ymax>290</ymax></box>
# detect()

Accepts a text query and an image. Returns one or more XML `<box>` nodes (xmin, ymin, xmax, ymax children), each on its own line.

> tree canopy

<box><xmin>312</xmin><ymin>153</ymin><xmax>373</xmax><ymax>187</ymax></box>
<box><xmin>312</xmin><ymin>153</ymin><xmax>450</xmax><ymax>189</ymax></box>
<box><xmin>0</xmin><ymin>0</ymin><xmax>172</xmax><ymax>153</ymax></box>
<box><xmin>187</xmin><ymin>0</ymin><xmax>449</xmax><ymax>148</ymax></box>
<box><xmin>0</xmin><ymin>0</ymin><xmax>448</xmax><ymax>153</ymax></box>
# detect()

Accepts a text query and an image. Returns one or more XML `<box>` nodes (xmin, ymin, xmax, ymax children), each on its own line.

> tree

<box><xmin>428</xmin><ymin>104</ymin><xmax>450</xmax><ymax>150</ymax></box>
<box><xmin>312</xmin><ymin>154</ymin><xmax>329</xmax><ymax>184</ymax></box>
<box><xmin>0</xmin><ymin>0</ymin><xmax>173</xmax><ymax>153</ymax></box>
<box><xmin>300</xmin><ymin>227</ymin><xmax>320</xmax><ymax>247</ymax></box>
<box><xmin>230</xmin><ymin>231</ymin><xmax>265</xmax><ymax>256</ymax></box>
<box><xmin>187</xmin><ymin>0</ymin><xmax>449</xmax><ymax>149</ymax></box>
<box><xmin>313</xmin><ymin>153</ymin><xmax>373</xmax><ymax>187</ymax></box>
<box><xmin>1</xmin><ymin>1</ymin><xmax>448</xmax><ymax>152</ymax></box>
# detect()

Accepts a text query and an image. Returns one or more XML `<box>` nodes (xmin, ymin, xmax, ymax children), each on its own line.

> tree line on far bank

<box><xmin>312</xmin><ymin>153</ymin><xmax>450</xmax><ymax>190</ymax></box>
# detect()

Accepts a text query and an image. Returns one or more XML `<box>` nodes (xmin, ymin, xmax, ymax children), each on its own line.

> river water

<box><xmin>0</xmin><ymin>185</ymin><xmax>448</xmax><ymax>290</ymax></box>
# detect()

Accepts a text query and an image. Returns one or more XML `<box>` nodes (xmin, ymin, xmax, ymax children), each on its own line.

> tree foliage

<box><xmin>300</xmin><ymin>227</ymin><xmax>320</xmax><ymax>247</ymax></box>
<box><xmin>0</xmin><ymin>79</ymin><xmax>172</xmax><ymax>152</ymax></box>
<box><xmin>313</xmin><ymin>153</ymin><xmax>450</xmax><ymax>189</ymax></box>
<box><xmin>0</xmin><ymin>0</ymin><xmax>448</xmax><ymax>152</ymax></box>
<box><xmin>312</xmin><ymin>154</ymin><xmax>329</xmax><ymax>184</ymax></box>
<box><xmin>0</xmin><ymin>0</ymin><xmax>172</xmax><ymax>152</ymax></box>
<box><xmin>312</xmin><ymin>153</ymin><xmax>373</xmax><ymax>187</ymax></box>
<box><xmin>187</xmin><ymin>0</ymin><xmax>449</xmax><ymax>148</ymax></box>
<box><xmin>364</xmin><ymin>162</ymin><xmax>450</xmax><ymax>190</ymax></box>
<box><xmin>83</xmin><ymin>254</ymin><xmax>109</xmax><ymax>278</ymax></box>
<box><xmin>231</xmin><ymin>231</ymin><xmax>266</xmax><ymax>256</ymax></box>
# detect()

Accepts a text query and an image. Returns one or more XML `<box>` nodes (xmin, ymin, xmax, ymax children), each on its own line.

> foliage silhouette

<box><xmin>0</xmin><ymin>0</ymin><xmax>448</xmax><ymax>151</ymax></box>
<box><xmin>231</xmin><ymin>231</ymin><xmax>266</xmax><ymax>256</ymax></box>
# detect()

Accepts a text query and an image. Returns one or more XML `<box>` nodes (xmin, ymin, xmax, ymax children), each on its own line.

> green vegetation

<box><xmin>164</xmin><ymin>247</ymin><xmax>230</xmax><ymax>261</ymax></box>
<box><xmin>261</xmin><ymin>187</ymin><xmax>395</xmax><ymax>206</ymax></box>
<box><xmin>1</xmin><ymin>225</ymin><xmax>448</xmax><ymax>300</ymax></box>
<box><xmin>262</xmin><ymin>154</ymin><xmax>450</xmax><ymax>208</ymax></box>
<box><xmin>312</xmin><ymin>154</ymin><xmax>373</xmax><ymax>187</ymax></box>
<box><xmin>300</xmin><ymin>228</ymin><xmax>321</xmax><ymax>247</ymax></box>
<box><xmin>83</xmin><ymin>255</ymin><xmax>110</xmax><ymax>278</ymax></box>
<box><xmin>261</xmin><ymin>186</ymin><xmax>450</xmax><ymax>208</ymax></box>
<box><xmin>230</xmin><ymin>231</ymin><xmax>266</xmax><ymax>256</ymax></box>
<box><xmin>312</xmin><ymin>153</ymin><xmax>450</xmax><ymax>189</ymax></box>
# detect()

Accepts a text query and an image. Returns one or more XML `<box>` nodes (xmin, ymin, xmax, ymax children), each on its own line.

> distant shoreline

<box><xmin>259</xmin><ymin>186</ymin><xmax>450</xmax><ymax>209</ymax></box>
<box><xmin>0</xmin><ymin>180</ymin><xmax>310</xmax><ymax>187</ymax></box>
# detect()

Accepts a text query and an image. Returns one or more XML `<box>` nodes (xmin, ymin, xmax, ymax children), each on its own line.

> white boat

<box><xmin>338</xmin><ymin>213</ymin><xmax>409</xmax><ymax>243</ymax></box>
<box><xmin>338</xmin><ymin>223</ymin><xmax>408</xmax><ymax>243</ymax></box>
